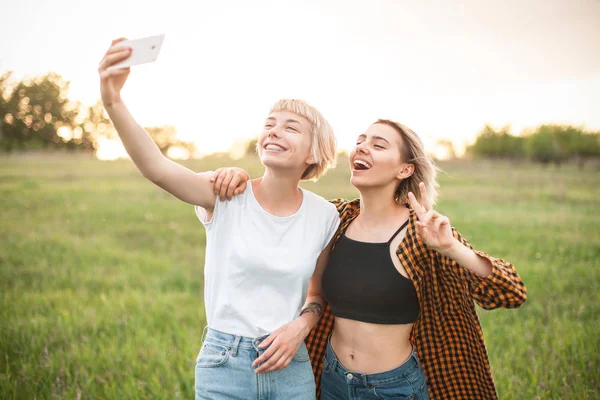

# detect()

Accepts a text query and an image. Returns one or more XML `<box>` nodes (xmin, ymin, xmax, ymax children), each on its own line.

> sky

<box><xmin>1</xmin><ymin>0</ymin><xmax>599</xmax><ymax>158</ymax></box>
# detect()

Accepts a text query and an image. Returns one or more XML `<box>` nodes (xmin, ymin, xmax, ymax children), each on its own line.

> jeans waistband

<box><xmin>325</xmin><ymin>336</ymin><xmax>421</xmax><ymax>386</ymax></box>
<box><xmin>202</xmin><ymin>326</ymin><xmax>270</xmax><ymax>356</ymax></box>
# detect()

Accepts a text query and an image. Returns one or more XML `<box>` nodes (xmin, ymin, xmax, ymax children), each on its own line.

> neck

<box><xmin>358</xmin><ymin>185</ymin><xmax>405</xmax><ymax>227</ymax></box>
<box><xmin>253</xmin><ymin>168</ymin><xmax>302</xmax><ymax>206</ymax></box>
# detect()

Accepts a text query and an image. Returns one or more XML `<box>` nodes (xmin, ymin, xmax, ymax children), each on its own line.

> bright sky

<box><xmin>2</xmin><ymin>0</ymin><xmax>599</xmax><ymax>158</ymax></box>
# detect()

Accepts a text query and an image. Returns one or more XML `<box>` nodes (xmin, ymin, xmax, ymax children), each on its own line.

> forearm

<box><xmin>297</xmin><ymin>295</ymin><xmax>325</xmax><ymax>337</ymax></box>
<box><xmin>105</xmin><ymin>101</ymin><xmax>166</xmax><ymax>180</ymax></box>
<box><xmin>440</xmin><ymin>238</ymin><xmax>493</xmax><ymax>277</ymax></box>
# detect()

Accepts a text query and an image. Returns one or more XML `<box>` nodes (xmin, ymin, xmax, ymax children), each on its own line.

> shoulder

<box><xmin>300</xmin><ymin>191</ymin><xmax>340</xmax><ymax>229</ymax></box>
<box><xmin>213</xmin><ymin>180</ymin><xmax>252</xmax><ymax>211</ymax></box>
<box><xmin>328</xmin><ymin>198</ymin><xmax>360</xmax><ymax>221</ymax></box>
<box><xmin>302</xmin><ymin>189</ymin><xmax>336</xmax><ymax>213</ymax></box>
<box><xmin>227</xmin><ymin>180</ymin><xmax>253</xmax><ymax>203</ymax></box>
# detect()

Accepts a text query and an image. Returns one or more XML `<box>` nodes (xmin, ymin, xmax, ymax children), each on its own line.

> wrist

<box><xmin>103</xmin><ymin>97</ymin><xmax>124</xmax><ymax>110</ymax></box>
<box><xmin>297</xmin><ymin>313</ymin><xmax>314</xmax><ymax>335</ymax></box>
<box><xmin>437</xmin><ymin>238</ymin><xmax>463</xmax><ymax>258</ymax></box>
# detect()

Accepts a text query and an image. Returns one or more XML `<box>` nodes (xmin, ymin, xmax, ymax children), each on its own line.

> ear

<box><xmin>305</xmin><ymin>153</ymin><xmax>316</xmax><ymax>166</ymax></box>
<box><xmin>396</xmin><ymin>163</ymin><xmax>414</xmax><ymax>180</ymax></box>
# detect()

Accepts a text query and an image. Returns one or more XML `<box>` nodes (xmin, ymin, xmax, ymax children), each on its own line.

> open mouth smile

<box><xmin>264</xmin><ymin>143</ymin><xmax>287</xmax><ymax>152</ymax></box>
<box><xmin>352</xmin><ymin>159</ymin><xmax>372</xmax><ymax>171</ymax></box>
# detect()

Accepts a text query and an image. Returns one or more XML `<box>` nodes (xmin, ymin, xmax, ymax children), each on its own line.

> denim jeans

<box><xmin>194</xmin><ymin>327</ymin><xmax>316</xmax><ymax>400</ymax></box>
<box><xmin>320</xmin><ymin>339</ymin><xmax>430</xmax><ymax>400</ymax></box>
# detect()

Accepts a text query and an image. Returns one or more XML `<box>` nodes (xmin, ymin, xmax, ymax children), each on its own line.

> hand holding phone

<box><xmin>107</xmin><ymin>34</ymin><xmax>165</xmax><ymax>70</ymax></box>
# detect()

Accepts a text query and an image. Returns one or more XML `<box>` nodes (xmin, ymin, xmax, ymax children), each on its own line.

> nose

<box><xmin>355</xmin><ymin>141</ymin><xmax>369</xmax><ymax>155</ymax></box>
<box><xmin>268</xmin><ymin>127</ymin><xmax>280</xmax><ymax>138</ymax></box>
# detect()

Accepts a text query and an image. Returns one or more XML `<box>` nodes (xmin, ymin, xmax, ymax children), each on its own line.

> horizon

<box><xmin>1</xmin><ymin>0</ymin><xmax>599</xmax><ymax>160</ymax></box>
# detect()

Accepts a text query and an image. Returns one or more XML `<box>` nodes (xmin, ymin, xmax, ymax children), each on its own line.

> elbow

<box><xmin>138</xmin><ymin>158</ymin><xmax>167</xmax><ymax>184</ymax></box>
<box><xmin>142</xmin><ymin>167</ymin><xmax>161</xmax><ymax>183</ymax></box>
<box><xmin>492</xmin><ymin>295</ymin><xmax>526</xmax><ymax>310</ymax></box>
<box><xmin>502</xmin><ymin>288</ymin><xmax>528</xmax><ymax>309</ymax></box>
<box><xmin>510</xmin><ymin>287</ymin><xmax>528</xmax><ymax>309</ymax></box>
<box><xmin>305</xmin><ymin>293</ymin><xmax>325</xmax><ymax>303</ymax></box>
<box><xmin>475</xmin><ymin>285</ymin><xmax>527</xmax><ymax>310</ymax></box>
<box><xmin>505</xmin><ymin>279</ymin><xmax>528</xmax><ymax>309</ymax></box>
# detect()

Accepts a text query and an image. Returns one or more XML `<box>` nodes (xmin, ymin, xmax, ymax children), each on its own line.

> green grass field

<box><xmin>1</xmin><ymin>154</ymin><xmax>599</xmax><ymax>399</ymax></box>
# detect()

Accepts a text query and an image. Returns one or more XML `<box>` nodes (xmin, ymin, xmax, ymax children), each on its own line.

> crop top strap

<box><xmin>387</xmin><ymin>219</ymin><xmax>410</xmax><ymax>244</ymax></box>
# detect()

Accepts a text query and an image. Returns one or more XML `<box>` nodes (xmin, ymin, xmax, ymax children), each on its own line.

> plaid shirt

<box><xmin>306</xmin><ymin>199</ymin><xmax>527</xmax><ymax>400</ymax></box>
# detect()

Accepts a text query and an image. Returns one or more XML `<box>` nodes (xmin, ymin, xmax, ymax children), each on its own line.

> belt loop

<box><xmin>329</xmin><ymin>352</ymin><xmax>339</xmax><ymax>373</ymax></box>
<box><xmin>361</xmin><ymin>374</ymin><xmax>368</xmax><ymax>387</ymax></box>
<box><xmin>411</xmin><ymin>342</ymin><xmax>421</xmax><ymax>367</ymax></box>
<box><xmin>327</xmin><ymin>334</ymin><xmax>339</xmax><ymax>373</ymax></box>
<box><xmin>201</xmin><ymin>326</ymin><xmax>209</xmax><ymax>343</ymax></box>
<box><xmin>230</xmin><ymin>335</ymin><xmax>242</xmax><ymax>357</ymax></box>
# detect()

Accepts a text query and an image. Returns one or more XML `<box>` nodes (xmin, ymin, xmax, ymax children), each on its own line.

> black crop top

<box><xmin>322</xmin><ymin>220</ymin><xmax>419</xmax><ymax>324</ymax></box>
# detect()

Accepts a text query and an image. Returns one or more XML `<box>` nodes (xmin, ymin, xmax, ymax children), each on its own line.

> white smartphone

<box><xmin>107</xmin><ymin>34</ymin><xmax>166</xmax><ymax>70</ymax></box>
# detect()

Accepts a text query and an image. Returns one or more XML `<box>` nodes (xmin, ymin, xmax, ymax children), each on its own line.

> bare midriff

<box><xmin>330</xmin><ymin>316</ymin><xmax>414</xmax><ymax>374</ymax></box>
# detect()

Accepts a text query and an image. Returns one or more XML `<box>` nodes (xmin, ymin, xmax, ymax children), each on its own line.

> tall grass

<box><xmin>1</xmin><ymin>155</ymin><xmax>598</xmax><ymax>399</ymax></box>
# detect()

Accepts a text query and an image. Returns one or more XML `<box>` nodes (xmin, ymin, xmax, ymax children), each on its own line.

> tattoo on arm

<box><xmin>300</xmin><ymin>302</ymin><xmax>323</xmax><ymax>318</ymax></box>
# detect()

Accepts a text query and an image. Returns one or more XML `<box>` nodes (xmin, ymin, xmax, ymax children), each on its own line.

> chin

<box><xmin>260</xmin><ymin>157</ymin><xmax>284</xmax><ymax>168</ymax></box>
<box><xmin>261</xmin><ymin>157</ymin><xmax>300</xmax><ymax>173</ymax></box>
<box><xmin>351</xmin><ymin>173</ymin><xmax>391</xmax><ymax>192</ymax></box>
<box><xmin>350</xmin><ymin>173</ymin><xmax>370</xmax><ymax>188</ymax></box>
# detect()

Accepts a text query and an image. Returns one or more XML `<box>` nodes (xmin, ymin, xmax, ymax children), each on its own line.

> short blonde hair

<box><xmin>374</xmin><ymin>119</ymin><xmax>439</xmax><ymax>205</ymax></box>
<box><xmin>269</xmin><ymin>99</ymin><xmax>337</xmax><ymax>180</ymax></box>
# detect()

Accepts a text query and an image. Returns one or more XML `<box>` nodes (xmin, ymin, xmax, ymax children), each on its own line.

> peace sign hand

<box><xmin>408</xmin><ymin>182</ymin><xmax>456</xmax><ymax>253</ymax></box>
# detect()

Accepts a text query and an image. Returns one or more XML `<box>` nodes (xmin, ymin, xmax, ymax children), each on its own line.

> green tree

<box><xmin>0</xmin><ymin>71</ymin><xmax>11</xmax><ymax>146</ymax></box>
<box><xmin>77</xmin><ymin>100</ymin><xmax>113</xmax><ymax>152</ymax></box>
<box><xmin>467</xmin><ymin>125</ymin><xmax>525</xmax><ymax>159</ymax></box>
<box><xmin>524</xmin><ymin>124</ymin><xmax>580</xmax><ymax>167</ymax></box>
<box><xmin>569</xmin><ymin>129</ymin><xmax>600</xmax><ymax>169</ymax></box>
<box><xmin>0</xmin><ymin>72</ymin><xmax>80</xmax><ymax>152</ymax></box>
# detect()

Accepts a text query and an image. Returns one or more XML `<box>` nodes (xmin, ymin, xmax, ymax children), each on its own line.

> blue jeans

<box><xmin>321</xmin><ymin>340</ymin><xmax>430</xmax><ymax>400</ymax></box>
<box><xmin>194</xmin><ymin>327</ymin><xmax>316</xmax><ymax>400</ymax></box>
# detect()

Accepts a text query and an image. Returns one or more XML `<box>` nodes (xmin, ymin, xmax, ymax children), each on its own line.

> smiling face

<box><xmin>257</xmin><ymin>110</ymin><xmax>315</xmax><ymax>176</ymax></box>
<box><xmin>349</xmin><ymin>122</ymin><xmax>414</xmax><ymax>193</ymax></box>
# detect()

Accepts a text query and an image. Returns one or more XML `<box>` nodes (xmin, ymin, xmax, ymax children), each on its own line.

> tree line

<box><xmin>2</xmin><ymin>70</ymin><xmax>598</xmax><ymax>167</ymax></box>
<box><xmin>466</xmin><ymin>124</ymin><xmax>600</xmax><ymax>168</ymax></box>
<box><xmin>0</xmin><ymin>71</ymin><xmax>194</xmax><ymax>155</ymax></box>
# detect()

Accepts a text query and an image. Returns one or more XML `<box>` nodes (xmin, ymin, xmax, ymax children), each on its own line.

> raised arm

<box><xmin>98</xmin><ymin>38</ymin><xmax>218</xmax><ymax>210</ymax></box>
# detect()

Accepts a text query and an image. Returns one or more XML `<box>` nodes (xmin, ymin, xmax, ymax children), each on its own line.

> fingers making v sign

<box><xmin>408</xmin><ymin>182</ymin><xmax>455</xmax><ymax>253</ymax></box>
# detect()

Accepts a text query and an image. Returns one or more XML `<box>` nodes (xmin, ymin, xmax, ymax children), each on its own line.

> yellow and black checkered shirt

<box><xmin>306</xmin><ymin>199</ymin><xmax>527</xmax><ymax>400</ymax></box>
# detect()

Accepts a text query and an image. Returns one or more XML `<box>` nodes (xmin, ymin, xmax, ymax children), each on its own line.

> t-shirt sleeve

<box><xmin>194</xmin><ymin>196</ymin><xmax>222</xmax><ymax>229</ymax></box>
<box><xmin>322</xmin><ymin>202</ymin><xmax>341</xmax><ymax>250</ymax></box>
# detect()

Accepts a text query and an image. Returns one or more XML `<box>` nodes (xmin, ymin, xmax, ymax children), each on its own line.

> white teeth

<box><xmin>354</xmin><ymin>159</ymin><xmax>371</xmax><ymax>169</ymax></box>
<box><xmin>265</xmin><ymin>144</ymin><xmax>285</xmax><ymax>151</ymax></box>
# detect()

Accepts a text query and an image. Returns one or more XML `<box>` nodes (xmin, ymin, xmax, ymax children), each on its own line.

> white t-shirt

<box><xmin>195</xmin><ymin>181</ymin><xmax>340</xmax><ymax>338</ymax></box>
